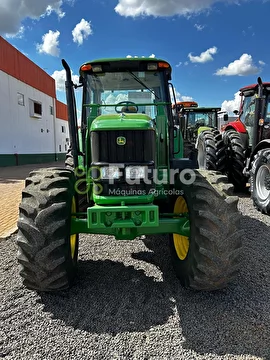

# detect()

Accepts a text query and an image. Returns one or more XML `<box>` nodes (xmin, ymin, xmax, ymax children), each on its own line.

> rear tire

<box><xmin>170</xmin><ymin>170</ymin><xmax>243</xmax><ymax>291</ymax></box>
<box><xmin>223</xmin><ymin>130</ymin><xmax>247</xmax><ymax>191</ymax></box>
<box><xmin>196</xmin><ymin>130</ymin><xmax>226</xmax><ymax>172</ymax></box>
<box><xmin>16</xmin><ymin>168</ymin><xmax>79</xmax><ymax>292</ymax></box>
<box><xmin>65</xmin><ymin>149</ymin><xmax>88</xmax><ymax>211</ymax></box>
<box><xmin>250</xmin><ymin>149</ymin><xmax>270</xmax><ymax>214</ymax></box>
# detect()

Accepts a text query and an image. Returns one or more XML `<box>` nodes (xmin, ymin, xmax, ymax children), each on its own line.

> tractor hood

<box><xmin>90</xmin><ymin>113</ymin><xmax>155</xmax><ymax>131</ymax></box>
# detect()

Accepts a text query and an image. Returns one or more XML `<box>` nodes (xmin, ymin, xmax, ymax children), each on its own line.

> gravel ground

<box><xmin>0</xmin><ymin>195</ymin><xmax>269</xmax><ymax>360</ymax></box>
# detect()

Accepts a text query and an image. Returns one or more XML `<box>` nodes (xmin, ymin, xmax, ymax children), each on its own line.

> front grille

<box><xmin>91</xmin><ymin>129</ymin><xmax>156</xmax><ymax>196</ymax></box>
<box><xmin>91</xmin><ymin>130</ymin><xmax>155</xmax><ymax>163</ymax></box>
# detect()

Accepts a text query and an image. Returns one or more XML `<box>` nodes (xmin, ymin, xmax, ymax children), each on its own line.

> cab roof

<box><xmin>182</xmin><ymin>107</ymin><xmax>221</xmax><ymax>112</ymax></box>
<box><xmin>87</xmin><ymin>57</ymin><xmax>170</xmax><ymax>64</ymax></box>
<box><xmin>240</xmin><ymin>82</ymin><xmax>270</xmax><ymax>93</ymax></box>
<box><xmin>79</xmin><ymin>57</ymin><xmax>172</xmax><ymax>78</ymax></box>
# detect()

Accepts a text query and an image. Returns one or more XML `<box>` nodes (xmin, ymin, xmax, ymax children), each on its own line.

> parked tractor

<box><xmin>220</xmin><ymin>77</ymin><xmax>270</xmax><ymax>213</ymax></box>
<box><xmin>16</xmin><ymin>57</ymin><xmax>242</xmax><ymax>292</ymax></box>
<box><xmin>173</xmin><ymin>102</ymin><xmax>227</xmax><ymax>172</ymax></box>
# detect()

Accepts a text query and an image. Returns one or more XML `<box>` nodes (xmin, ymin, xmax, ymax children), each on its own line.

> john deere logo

<box><xmin>117</xmin><ymin>136</ymin><xmax>126</xmax><ymax>145</ymax></box>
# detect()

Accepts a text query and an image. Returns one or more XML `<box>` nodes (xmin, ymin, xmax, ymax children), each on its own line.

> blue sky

<box><xmin>1</xmin><ymin>0</ymin><xmax>270</xmax><ymax>114</ymax></box>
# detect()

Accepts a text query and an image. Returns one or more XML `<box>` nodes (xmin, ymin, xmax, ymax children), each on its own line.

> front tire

<box><xmin>223</xmin><ymin>130</ymin><xmax>247</xmax><ymax>191</ymax></box>
<box><xmin>16</xmin><ymin>168</ymin><xmax>79</xmax><ymax>292</ymax></box>
<box><xmin>170</xmin><ymin>170</ymin><xmax>243</xmax><ymax>291</ymax></box>
<box><xmin>250</xmin><ymin>149</ymin><xmax>270</xmax><ymax>214</ymax></box>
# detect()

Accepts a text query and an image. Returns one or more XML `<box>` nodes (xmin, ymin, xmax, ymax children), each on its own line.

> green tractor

<box><xmin>176</xmin><ymin>104</ymin><xmax>227</xmax><ymax>173</ymax></box>
<box><xmin>16</xmin><ymin>57</ymin><xmax>243</xmax><ymax>292</ymax></box>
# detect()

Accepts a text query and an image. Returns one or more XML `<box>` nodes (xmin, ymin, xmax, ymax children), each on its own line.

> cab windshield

<box><xmin>84</xmin><ymin>70</ymin><xmax>165</xmax><ymax>118</ymax></box>
<box><xmin>187</xmin><ymin>111</ymin><xmax>217</xmax><ymax>127</ymax></box>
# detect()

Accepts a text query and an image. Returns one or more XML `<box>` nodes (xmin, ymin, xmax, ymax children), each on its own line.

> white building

<box><xmin>0</xmin><ymin>36</ymin><xmax>70</xmax><ymax>167</ymax></box>
<box><xmin>218</xmin><ymin>111</ymin><xmax>238</xmax><ymax>131</ymax></box>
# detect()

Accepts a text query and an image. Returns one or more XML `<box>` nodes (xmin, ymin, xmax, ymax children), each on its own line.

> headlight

<box><xmin>100</xmin><ymin>166</ymin><xmax>121</xmax><ymax>180</ymax></box>
<box><xmin>125</xmin><ymin>166</ymin><xmax>147</xmax><ymax>179</ymax></box>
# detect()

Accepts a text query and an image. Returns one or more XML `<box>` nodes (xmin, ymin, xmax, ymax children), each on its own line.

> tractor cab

<box><xmin>82</xmin><ymin>61</ymin><xmax>165</xmax><ymax>120</ymax></box>
<box><xmin>238</xmin><ymin>82</ymin><xmax>270</xmax><ymax>151</ymax></box>
<box><xmin>175</xmin><ymin>104</ymin><xmax>221</xmax><ymax>159</ymax></box>
<box><xmin>181</xmin><ymin>107</ymin><xmax>221</xmax><ymax>142</ymax></box>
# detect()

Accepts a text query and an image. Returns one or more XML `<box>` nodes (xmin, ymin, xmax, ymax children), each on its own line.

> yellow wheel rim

<box><xmin>70</xmin><ymin>197</ymin><xmax>77</xmax><ymax>259</ymax></box>
<box><xmin>173</xmin><ymin>196</ymin><xmax>189</xmax><ymax>260</ymax></box>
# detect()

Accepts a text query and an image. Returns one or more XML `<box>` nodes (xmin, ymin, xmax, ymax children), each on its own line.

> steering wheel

<box><xmin>115</xmin><ymin>101</ymin><xmax>138</xmax><ymax>113</ymax></box>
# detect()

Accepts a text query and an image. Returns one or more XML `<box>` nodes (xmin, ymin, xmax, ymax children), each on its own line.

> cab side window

<box><xmin>240</xmin><ymin>95</ymin><xmax>256</xmax><ymax>126</ymax></box>
<box><xmin>265</xmin><ymin>98</ymin><xmax>270</xmax><ymax>123</ymax></box>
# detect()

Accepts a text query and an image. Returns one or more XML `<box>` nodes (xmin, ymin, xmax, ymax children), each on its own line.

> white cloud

<box><xmin>215</xmin><ymin>54</ymin><xmax>263</xmax><ymax>76</ymax></box>
<box><xmin>259</xmin><ymin>60</ymin><xmax>266</xmax><ymax>66</ymax></box>
<box><xmin>188</xmin><ymin>46</ymin><xmax>217</xmax><ymax>63</ymax></box>
<box><xmin>221</xmin><ymin>92</ymin><xmax>241</xmax><ymax>114</ymax></box>
<box><xmin>170</xmin><ymin>87</ymin><xmax>181</xmax><ymax>102</ymax></box>
<box><xmin>126</xmin><ymin>54</ymin><xmax>155</xmax><ymax>58</ymax></box>
<box><xmin>194</xmin><ymin>24</ymin><xmax>205</xmax><ymax>31</ymax></box>
<box><xmin>46</xmin><ymin>3</ymin><xmax>65</xmax><ymax>18</ymax></box>
<box><xmin>77</xmin><ymin>109</ymin><xmax>82</xmax><ymax>126</ymax></box>
<box><xmin>181</xmin><ymin>96</ymin><xmax>194</xmax><ymax>101</ymax></box>
<box><xmin>72</xmin><ymin>19</ymin><xmax>93</xmax><ymax>45</ymax></box>
<box><xmin>175</xmin><ymin>61</ymin><xmax>189</xmax><ymax>67</ymax></box>
<box><xmin>170</xmin><ymin>87</ymin><xmax>193</xmax><ymax>103</ymax></box>
<box><xmin>51</xmin><ymin>69</ymin><xmax>80</xmax><ymax>92</ymax></box>
<box><xmin>5</xmin><ymin>26</ymin><xmax>25</xmax><ymax>39</ymax></box>
<box><xmin>114</xmin><ymin>0</ymin><xmax>254</xmax><ymax>18</ymax></box>
<box><xmin>0</xmin><ymin>0</ymin><xmax>66</xmax><ymax>36</ymax></box>
<box><xmin>105</xmin><ymin>93</ymin><xmax>128</xmax><ymax>104</ymax></box>
<box><xmin>36</xmin><ymin>30</ymin><xmax>61</xmax><ymax>56</ymax></box>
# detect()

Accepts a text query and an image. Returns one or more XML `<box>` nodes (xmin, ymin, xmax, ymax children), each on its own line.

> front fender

<box><xmin>224</xmin><ymin>120</ymin><xmax>247</xmax><ymax>134</ymax></box>
<box><xmin>250</xmin><ymin>140</ymin><xmax>270</xmax><ymax>164</ymax></box>
<box><xmin>197</xmin><ymin>126</ymin><xmax>212</xmax><ymax>135</ymax></box>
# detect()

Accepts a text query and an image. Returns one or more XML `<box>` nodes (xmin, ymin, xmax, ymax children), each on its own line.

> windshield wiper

<box><xmin>127</xmin><ymin>70</ymin><xmax>160</xmax><ymax>100</ymax></box>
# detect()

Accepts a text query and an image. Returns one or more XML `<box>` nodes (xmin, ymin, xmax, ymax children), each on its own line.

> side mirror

<box><xmin>233</xmin><ymin>110</ymin><xmax>239</xmax><ymax>116</ymax></box>
<box><xmin>223</xmin><ymin>114</ymin><xmax>229</xmax><ymax>121</ymax></box>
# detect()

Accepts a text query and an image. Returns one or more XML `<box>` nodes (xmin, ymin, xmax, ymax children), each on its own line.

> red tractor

<box><xmin>221</xmin><ymin>77</ymin><xmax>270</xmax><ymax>214</ymax></box>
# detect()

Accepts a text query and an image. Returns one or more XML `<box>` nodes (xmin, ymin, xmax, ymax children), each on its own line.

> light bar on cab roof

<box><xmin>147</xmin><ymin>63</ymin><xmax>158</xmax><ymax>70</ymax></box>
<box><xmin>81</xmin><ymin>64</ymin><xmax>92</xmax><ymax>71</ymax></box>
<box><xmin>147</xmin><ymin>62</ymin><xmax>170</xmax><ymax>70</ymax></box>
<box><xmin>92</xmin><ymin>64</ymin><xmax>103</xmax><ymax>72</ymax></box>
<box><xmin>158</xmin><ymin>62</ymin><xmax>170</xmax><ymax>68</ymax></box>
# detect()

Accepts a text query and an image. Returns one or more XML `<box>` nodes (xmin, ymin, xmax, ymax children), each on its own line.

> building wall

<box><xmin>0</xmin><ymin>36</ymin><xmax>69</xmax><ymax>167</ymax></box>
<box><xmin>55</xmin><ymin>99</ymin><xmax>70</xmax><ymax>157</ymax></box>
<box><xmin>0</xmin><ymin>70</ymin><xmax>55</xmax><ymax>154</ymax></box>
<box><xmin>0</xmin><ymin>71</ymin><xmax>69</xmax><ymax>166</ymax></box>
<box><xmin>218</xmin><ymin>114</ymin><xmax>238</xmax><ymax>131</ymax></box>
